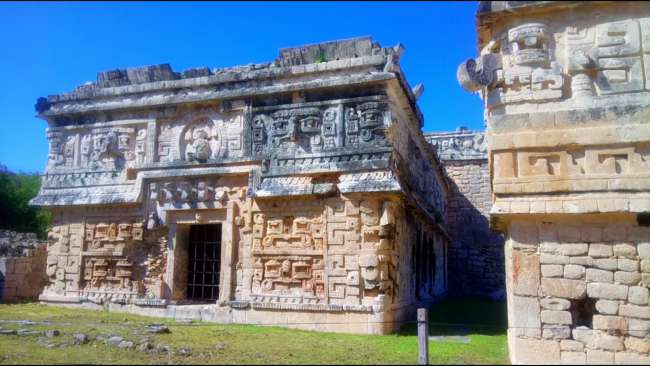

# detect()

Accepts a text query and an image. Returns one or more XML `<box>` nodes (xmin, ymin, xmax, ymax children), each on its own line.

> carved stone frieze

<box><xmin>157</xmin><ymin>108</ymin><xmax>245</xmax><ymax>164</ymax></box>
<box><xmin>46</xmin><ymin>123</ymin><xmax>147</xmax><ymax>172</ymax></box>
<box><xmin>425</xmin><ymin>129</ymin><xmax>488</xmax><ymax>161</ymax></box>
<box><xmin>493</xmin><ymin>143</ymin><xmax>650</xmax><ymax>194</ymax></box>
<box><xmin>459</xmin><ymin>14</ymin><xmax>650</xmax><ymax>109</ymax></box>
<box><xmin>252</xmin><ymin>96</ymin><xmax>391</xmax><ymax>176</ymax></box>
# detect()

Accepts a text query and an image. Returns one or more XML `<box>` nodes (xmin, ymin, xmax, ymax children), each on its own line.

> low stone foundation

<box><xmin>40</xmin><ymin>297</ymin><xmax>418</xmax><ymax>334</ymax></box>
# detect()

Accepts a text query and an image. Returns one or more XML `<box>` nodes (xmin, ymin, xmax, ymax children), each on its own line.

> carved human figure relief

<box><xmin>184</xmin><ymin>125</ymin><xmax>213</xmax><ymax>162</ymax></box>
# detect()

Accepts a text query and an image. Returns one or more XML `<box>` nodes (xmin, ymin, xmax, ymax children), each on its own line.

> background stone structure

<box><xmin>459</xmin><ymin>1</ymin><xmax>650</xmax><ymax>364</ymax></box>
<box><xmin>425</xmin><ymin>129</ymin><xmax>505</xmax><ymax>298</ymax></box>
<box><xmin>0</xmin><ymin>230</ymin><xmax>48</xmax><ymax>301</ymax></box>
<box><xmin>32</xmin><ymin>37</ymin><xmax>450</xmax><ymax>334</ymax></box>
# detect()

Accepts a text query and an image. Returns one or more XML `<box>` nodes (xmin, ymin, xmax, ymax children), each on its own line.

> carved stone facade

<box><xmin>32</xmin><ymin>37</ymin><xmax>449</xmax><ymax>334</ymax></box>
<box><xmin>460</xmin><ymin>2</ymin><xmax>650</xmax><ymax>364</ymax></box>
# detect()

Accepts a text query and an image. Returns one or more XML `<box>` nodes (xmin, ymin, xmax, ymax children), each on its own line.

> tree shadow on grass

<box><xmin>396</xmin><ymin>298</ymin><xmax>507</xmax><ymax>337</ymax></box>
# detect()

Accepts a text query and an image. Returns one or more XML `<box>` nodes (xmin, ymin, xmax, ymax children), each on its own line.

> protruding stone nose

<box><xmin>457</xmin><ymin>54</ymin><xmax>502</xmax><ymax>92</ymax></box>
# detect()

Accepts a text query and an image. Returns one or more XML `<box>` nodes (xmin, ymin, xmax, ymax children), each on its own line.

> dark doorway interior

<box><xmin>187</xmin><ymin>224</ymin><xmax>222</xmax><ymax>301</ymax></box>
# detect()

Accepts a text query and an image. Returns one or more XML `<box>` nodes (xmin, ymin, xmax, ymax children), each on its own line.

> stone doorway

<box><xmin>186</xmin><ymin>224</ymin><xmax>222</xmax><ymax>302</ymax></box>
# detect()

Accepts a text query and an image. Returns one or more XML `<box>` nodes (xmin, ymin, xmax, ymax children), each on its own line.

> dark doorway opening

<box><xmin>187</xmin><ymin>224</ymin><xmax>222</xmax><ymax>301</ymax></box>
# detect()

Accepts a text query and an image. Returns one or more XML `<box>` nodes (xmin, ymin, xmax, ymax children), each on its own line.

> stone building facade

<box><xmin>32</xmin><ymin>37</ymin><xmax>450</xmax><ymax>334</ymax></box>
<box><xmin>425</xmin><ymin>129</ymin><xmax>505</xmax><ymax>298</ymax></box>
<box><xmin>459</xmin><ymin>1</ymin><xmax>650</xmax><ymax>364</ymax></box>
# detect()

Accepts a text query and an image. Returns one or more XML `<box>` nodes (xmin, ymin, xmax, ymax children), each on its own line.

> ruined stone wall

<box><xmin>425</xmin><ymin>131</ymin><xmax>505</xmax><ymax>298</ymax></box>
<box><xmin>0</xmin><ymin>230</ymin><xmax>48</xmax><ymax>301</ymax></box>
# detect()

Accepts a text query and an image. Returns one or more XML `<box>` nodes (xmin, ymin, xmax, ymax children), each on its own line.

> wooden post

<box><xmin>418</xmin><ymin>308</ymin><xmax>429</xmax><ymax>365</ymax></box>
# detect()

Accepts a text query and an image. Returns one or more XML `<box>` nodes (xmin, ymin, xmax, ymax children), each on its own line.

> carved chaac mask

<box><xmin>508</xmin><ymin>23</ymin><xmax>550</xmax><ymax>66</ymax></box>
<box><xmin>297</xmin><ymin>110</ymin><xmax>321</xmax><ymax>134</ymax></box>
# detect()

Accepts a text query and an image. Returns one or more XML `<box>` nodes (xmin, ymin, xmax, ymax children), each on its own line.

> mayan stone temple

<box><xmin>32</xmin><ymin>37</ymin><xmax>457</xmax><ymax>334</ymax></box>
<box><xmin>458</xmin><ymin>1</ymin><xmax>650</xmax><ymax>364</ymax></box>
<box><xmin>28</xmin><ymin>1</ymin><xmax>650</xmax><ymax>362</ymax></box>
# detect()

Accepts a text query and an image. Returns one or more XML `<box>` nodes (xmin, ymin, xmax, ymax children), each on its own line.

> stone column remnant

<box><xmin>458</xmin><ymin>1</ymin><xmax>650</xmax><ymax>364</ymax></box>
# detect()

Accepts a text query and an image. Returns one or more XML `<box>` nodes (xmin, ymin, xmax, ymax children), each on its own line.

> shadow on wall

<box><xmin>397</xmin><ymin>298</ymin><xmax>507</xmax><ymax>337</ymax></box>
<box><xmin>444</xmin><ymin>172</ymin><xmax>505</xmax><ymax>299</ymax></box>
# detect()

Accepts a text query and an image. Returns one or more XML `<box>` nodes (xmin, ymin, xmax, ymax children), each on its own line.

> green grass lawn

<box><xmin>0</xmin><ymin>299</ymin><xmax>508</xmax><ymax>365</ymax></box>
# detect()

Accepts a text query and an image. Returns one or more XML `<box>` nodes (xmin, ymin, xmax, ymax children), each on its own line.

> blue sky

<box><xmin>0</xmin><ymin>1</ymin><xmax>482</xmax><ymax>173</ymax></box>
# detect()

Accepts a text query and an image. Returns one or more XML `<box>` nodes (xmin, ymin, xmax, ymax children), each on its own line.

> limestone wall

<box><xmin>458</xmin><ymin>1</ymin><xmax>650</xmax><ymax>363</ymax></box>
<box><xmin>0</xmin><ymin>230</ymin><xmax>48</xmax><ymax>301</ymax></box>
<box><xmin>425</xmin><ymin>130</ymin><xmax>505</xmax><ymax>298</ymax></box>
<box><xmin>507</xmin><ymin>216</ymin><xmax>650</xmax><ymax>364</ymax></box>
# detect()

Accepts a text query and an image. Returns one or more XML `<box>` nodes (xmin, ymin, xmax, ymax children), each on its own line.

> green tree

<box><xmin>0</xmin><ymin>164</ymin><xmax>52</xmax><ymax>239</ymax></box>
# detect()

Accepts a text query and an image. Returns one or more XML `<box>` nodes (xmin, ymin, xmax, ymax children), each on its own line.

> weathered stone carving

<box><xmin>457</xmin><ymin>54</ymin><xmax>502</xmax><ymax>92</ymax></box>
<box><xmin>34</xmin><ymin>36</ymin><xmax>448</xmax><ymax>335</ymax></box>
<box><xmin>251</xmin><ymin>257</ymin><xmax>325</xmax><ymax>298</ymax></box>
<box><xmin>461</xmin><ymin>2</ymin><xmax>650</xmax><ymax>364</ymax></box>
<box><xmin>425</xmin><ymin>129</ymin><xmax>488</xmax><ymax>160</ymax></box>
<box><xmin>253</xmin><ymin>97</ymin><xmax>388</xmax><ymax>158</ymax></box>
<box><xmin>157</xmin><ymin>109</ymin><xmax>245</xmax><ymax>164</ymax></box>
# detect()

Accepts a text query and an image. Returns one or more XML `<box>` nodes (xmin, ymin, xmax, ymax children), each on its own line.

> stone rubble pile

<box><xmin>0</xmin><ymin>230</ymin><xmax>45</xmax><ymax>257</ymax></box>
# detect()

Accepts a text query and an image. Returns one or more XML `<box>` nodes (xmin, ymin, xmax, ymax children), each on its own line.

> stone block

<box><xmin>509</xmin><ymin>296</ymin><xmax>541</xmax><ymax>337</ymax></box>
<box><xmin>560</xmin><ymin>244</ymin><xmax>589</xmax><ymax>256</ymax></box>
<box><xmin>511</xmin><ymin>250</ymin><xmax>540</xmax><ymax>296</ymax></box>
<box><xmin>564</xmin><ymin>265</ymin><xmax>585</xmax><ymax>280</ymax></box>
<box><xmin>541</xmin><ymin>253</ymin><xmax>570</xmax><ymax>265</ymax></box>
<box><xmin>542</xmin><ymin>278</ymin><xmax>587</xmax><ymax>299</ymax></box>
<box><xmin>628</xmin><ymin>286</ymin><xmax>649</xmax><ymax>305</ymax></box>
<box><xmin>595</xmin><ymin>299</ymin><xmax>619</xmax><ymax>315</ymax></box>
<box><xmin>614</xmin><ymin>352</ymin><xmax>650</xmax><ymax>365</ymax></box>
<box><xmin>592</xmin><ymin>315</ymin><xmax>627</xmax><ymax>332</ymax></box>
<box><xmin>619</xmin><ymin>304</ymin><xmax>650</xmax><ymax>319</ymax></box>
<box><xmin>638</xmin><ymin>243</ymin><xmax>650</xmax><ymax>258</ymax></box>
<box><xmin>603</xmin><ymin>225</ymin><xmax>627</xmax><ymax>242</ymax></box>
<box><xmin>560</xmin><ymin>339</ymin><xmax>584</xmax><ymax>352</ymax></box>
<box><xmin>643</xmin><ymin>273</ymin><xmax>650</xmax><ymax>286</ymax></box>
<box><xmin>628</xmin><ymin>318</ymin><xmax>650</xmax><ymax>338</ymax></box>
<box><xmin>510</xmin><ymin>337</ymin><xmax>560</xmax><ymax>365</ymax></box>
<box><xmin>613</xmin><ymin>244</ymin><xmax>636</xmax><ymax>258</ymax></box>
<box><xmin>615</xmin><ymin>271</ymin><xmax>641</xmax><ymax>285</ymax></box>
<box><xmin>589</xmin><ymin>244</ymin><xmax>613</xmax><ymax>258</ymax></box>
<box><xmin>543</xmin><ymin>325</ymin><xmax>571</xmax><ymax>339</ymax></box>
<box><xmin>541</xmin><ymin>310</ymin><xmax>572</xmax><ymax>325</ymax></box>
<box><xmin>594</xmin><ymin>258</ymin><xmax>619</xmax><ymax>271</ymax></box>
<box><xmin>586</xmin><ymin>349</ymin><xmax>613</xmax><ymax>364</ymax></box>
<box><xmin>558</xmin><ymin>226</ymin><xmax>581</xmax><ymax>243</ymax></box>
<box><xmin>641</xmin><ymin>259</ymin><xmax>650</xmax><ymax>273</ymax></box>
<box><xmin>510</xmin><ymin>221</ymin><xmax>539</xmax><ymax>247</ymax></box>
<box><xmin>628</xmin><ymin>227</ymin><xmax>650</xmax><ymax>242</ymax></box>
<box><xmin>587</xmin><ymin>283</ymin><xmax>628</xmax><ymax>300</ymax></box>
<box><xmin>541</xmin><ymin>298</ymin><xmax>571</xmax><ymax>311</ymax></box>
<box><xmin>541</xmin><ymin>242</ymin><xmax>562</xmax><ymax>254</ymax></box>
<box><xmin>571</xmin><ymin>256</ymin><xmax>594</xmax><ymax>266</ymax></box>
<box><xmin>572</xmin><ymin>326</ymin><xmax>594</xmax><ymax>348</ymax></box>
<box><xmin>582</xmin><ymin>227</ymin><xmax>603</xmax><ymax>243</ymax></box>
<box><xmin>587</xmin><ymin>268</ymin><xmax>614</xmax><ymax>283</ymax></box>
<box><xmin>624</xmin><ymin>336</ymin><xmax>650</xmax><ymax>353</ymax></box>
<box><xmin>561</xmin><ymin>351</ymin><xmax>586</xmax><ymax>365</ymax></box>
<box><xmin>542</xmin><ymin>264</ymin><xmax>565</xmax><ymax>278</ymax></box>
<box><xmin>618</xmin><ymin>258</ymin><xmax>639</xmax><ymax>272</ymax></box>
